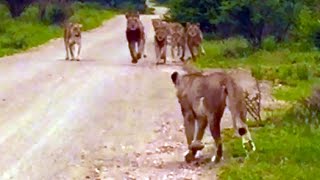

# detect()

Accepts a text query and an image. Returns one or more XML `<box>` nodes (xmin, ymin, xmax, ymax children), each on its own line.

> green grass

<box><xmin>0</xmin><ymin>2</ymin><xmax>117</xmax><ymax>57</ymax></box>
<box><xmin>219</xmin><ymin>112</ymin><xmax>320</xmax><ymax>180</ymax></box>
<box><xmin>69</xmin><ymin>2</ymin><xmax>116</xmax><ymax>31</ymax></box>
<box><xmin>196</xmin><ymin>38</ymin><xmax>320</xmax><ymax>101</ymax></box>
<box><xmin>195</xmin><ymin>38</ymin><xmax>320</xmax><ymax>179</ymax></box>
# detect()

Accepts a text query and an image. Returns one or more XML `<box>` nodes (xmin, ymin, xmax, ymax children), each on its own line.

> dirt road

<box><xmin>0</xmin><ymin>9</ymin><xmax>277</xmax><ymax>178</ymax></box>
<box><xmin>0</xmin><ymin>14</ymin><xmax>222</xmax><ymax>179</ymax></box>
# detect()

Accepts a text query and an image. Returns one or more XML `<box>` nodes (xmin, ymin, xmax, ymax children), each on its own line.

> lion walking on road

<box><xmin>125</xmin><ymin>12</ymin><xmax>147</xmax><ymax>64</ymax></box>
<box><xmin>64</xmin><ymin>22</ymin><xmax>82</xmax><ymax>61</ymax></box>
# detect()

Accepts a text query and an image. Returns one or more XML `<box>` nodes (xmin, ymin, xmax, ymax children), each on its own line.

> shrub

<box><xmin>293</xmin><ymin>6</ymin><xmax>320</xmax><ymax>49</ymax></box>
<box><xmin>292</xmin><ymin>86</ymin><xmax>320</xmax><ymax>127</ymax></box>
<box><xmin>296</xmin><ymin>63</ymin><xmax>311</xmax><ymax>80</ymax></box>
<box><xmin>262</xmin><ymin>36</ymin><xmax>277</xmax><ymax>51</ymax></box>
<box><xmin>43</xmin><ymin>3</ymin><xmax>72</xmax><ymax>25</ymax></box>
<box><xmin>18</xmin><ymin>5</ymin><xmax>39</xmax><ymax>23</ymax></box>
<box><xmin>69</xmin><ymin>2</ymin><xmax>116</xmax><ymax>31</ymax></box>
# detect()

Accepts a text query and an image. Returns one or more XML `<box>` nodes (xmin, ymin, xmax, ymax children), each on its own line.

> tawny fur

<box><xmin>186</xmin><ymin>22</ymin><xmax>205</xmax><ymax>61</ymax></box>
<box><xmin>168</xmin><ymin>22</ymin><xmax>186</xmax><ymax>62</ymax></box>
<box><xmin>154</xmin><ymin>24</ymin><xmax>168</xmax><ymax>65</ymax></box>
<box><xmin>64</xmin><ymin>22</ymin><xmax>82</xmax><ymax>61</ymax></box>
<box><xmin>126</xmin><ymin>12</ymin><xmax>146</xmax><ymax>64</ymax></box>
<box><xmin>171</xmin><ymin>68</ymin><xmax>255</xmax><ymax>163</ymax></box>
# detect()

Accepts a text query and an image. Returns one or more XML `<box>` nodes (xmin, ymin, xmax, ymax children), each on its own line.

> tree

<box><xmin>168</xmin><ymin>0</ymin><xmax>304</xmax><ymax>48</ymax></box>
<box><xmin>2</xmin><ymin>0</ymin><xmax>35</xmax><ymax>17</ymax></box>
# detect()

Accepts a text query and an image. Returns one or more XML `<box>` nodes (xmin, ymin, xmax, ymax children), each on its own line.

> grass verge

<box><xmin>195</xmin><ymin>38</ymin><xmax>320</xmax><ymax>179</ymax></box>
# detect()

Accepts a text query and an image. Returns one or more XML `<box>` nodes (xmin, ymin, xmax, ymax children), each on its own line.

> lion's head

<box><xmin>152</xmin><ymin>19</ymin><xmax>163</xmax><ymax>30</ymax></box>
<box><xmin>126</xmin><ymin>12</ymin><xmax>140</xmax><ymax>31</ymax></box>
<box><xmin>155</xmin><ymin>25</ymin><xmax>168</xmax><ymax>42</ymax></box>
<box><xmin>70</xmin><ymin>23</ymin><xmax>82</xmax><ymax>37</ymax></box>
<box><xmin>186</xmin><ymin>22</ymin><xmax>200</xmax><ymax>37</ymax></box>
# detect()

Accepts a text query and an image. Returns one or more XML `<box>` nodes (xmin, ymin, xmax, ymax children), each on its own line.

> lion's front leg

<box><xmin>64</xmin><ymin>40</ymin><xmax>69</xmax><ymax>60</ymax></box>
<box><xmin>76</xmin><ymin>42</ymin><xmax>81</xmax><ymax>61</ymax></box>
<box><xmin>69</xmin><ymin>43</ymin><xmax>75</xmax><ymax>61</ymax></box>
<box><xmin>179</xmin><ymin>44</ymin><xmax>186</xmax><ymax>62</ymax></box>
<box><xmin>155</xmin><ymin>43</ymin><xmax>162</xmax><ymax>65</ymax></box>
<box><xmin>129</xmin><ymin>42</ymin><xmax>137</xmax><ymax>63</ymax></box>
<box><xmin>138</xmin><ymin>37</ymin><xmax>146</xmax><ymax>60</ymax></box>
<box><xmin>161</xmin><ymin>43</ymin><xmax>167</xmax><ymax>64</ymax></box>
<box><xmin>171</xmin><ymin>45</ymin><xmax>175</xmax><ymax>61</ymax></box>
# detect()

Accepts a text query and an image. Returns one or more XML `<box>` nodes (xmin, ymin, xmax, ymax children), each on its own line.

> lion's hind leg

<box><xmin>209</xmin><ymin>109</ymin><xmax>224</xmax><ymax>163</ymax></box>
<box><xmin>183</xmin><ymin>112</ymin><xmax>197</xmax><ymax>163</ymax></box>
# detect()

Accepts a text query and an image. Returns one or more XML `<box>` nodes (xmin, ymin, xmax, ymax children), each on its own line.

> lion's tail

<box><xmin>224</xmin><ymin>75</ymin><xmax>256</xmax><ymax>152</ymax></box>
<box><xmin>224</xmin><ymin>76</ymin><xmax>248</xmax><ymax>136</ymax></box>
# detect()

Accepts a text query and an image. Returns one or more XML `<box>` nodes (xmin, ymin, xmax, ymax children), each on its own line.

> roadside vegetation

<box><xmin>198</xmin><ymin>38</ymin><xmax>320</xmax><ymax>179</ymax></box>
<box><xmin>160</xmin><ymin>0</ymin><xmax>320</xmax><ymax>179</ymax></box>
<box><xmin>0</xmin><ymin>0</ymin><xmax>147</xmax><ymax>57</ymax></box>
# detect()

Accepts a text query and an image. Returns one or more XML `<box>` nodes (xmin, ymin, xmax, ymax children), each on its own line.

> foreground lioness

<box><xmin>171</xmin><ymin>67</ymin><xmax>256</xmax><ymax>163</ymax></box>
<box><xmin>126</xmin><ymin>12</ymin><xmax>146</xmax><ymax>64</ymax></box>
<box><xmin>168</xmin><ymin>22</ymin><xmax>186</xmax><ymax>62</ymax></box>
<box><xmin>154</xmin><ymin>23</ymin><xmax>168</xmax><ymax>64</ymax></box>
<box><xmin>186</xmin><ymin>23</ymin><xmax>205</xmax><ymax>61</ymax></box>
<box><xmin>64</xmin><ymin>22</ymin><xmax>82</xmax><ymax>61</ymax></box>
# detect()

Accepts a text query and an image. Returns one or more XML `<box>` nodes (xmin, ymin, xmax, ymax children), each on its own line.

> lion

<box><xmin>125</xmin><ymin>12</ymin><xmax>147</xmax><ymax>64</ymax></box>
<box><xmin>186</xmin><ymin>22</ymin><xmax>206</xmax><ymax>61</ymax></box>
<box><xmin>64</xmin><ymin>22</ymin><xmax>82</xmax><ymax>61</ymax></box>
<box><xmin>154</xmin><ymin>23</ymin><xmax>168</xmax><ymax>65</ymax></box>
<box><xmin>171</xmin><ymin>66</ymin><xmax>256</xmax><ymax>163</ymax></box>
<box><xmin>168</xmin><ymin>22</ymin><xmax>186</xmax><ymax>62</ymax></box>
<box><xmin>152</xmin><ymin>18</ymin><xmax>165</xmax><ymax>31</ymax></box>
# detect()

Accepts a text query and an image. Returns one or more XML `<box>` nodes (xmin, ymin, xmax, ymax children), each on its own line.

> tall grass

<box><xmin>196</xmin><ymin>38</ymin><xmax>320</xmax><ymax>101</ymax></box>
<box><xmin>0</xmin><ymin>2</ymin><xmax>116</xmax><ymax>57</ymax></box>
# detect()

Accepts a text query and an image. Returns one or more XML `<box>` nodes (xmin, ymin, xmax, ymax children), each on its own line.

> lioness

<box><xmin>186</xmin><ymin>22</ymin><xmax>205</xmax><ymax>61</ymax></box>
<box><xmin>171</xmin><ymin>67</ymin><xmax>256</xmax><ymax>163</ymax></box>
<box><xmin>154</xmin><ymin>23</ymin><xmax>168</xmax><ymax>65</ymax></box>
<box><xmin>64</xmin><ymin>22</ymin><xmax>82</xmax><ymax>61</ymax></box>
<box><xmin>125</xmin><ymin>12</ymin><xmax>146</xmax><ymax>64</ymax></box>
<box><xmin>152</xmin><ymin>18</ymin><xmax>164</xmax><ymax>31</ymax></box>
<box><xmin>168</xmin><ymin>22</ymin><xmax>186</xmax><ymax>62</ymax></box>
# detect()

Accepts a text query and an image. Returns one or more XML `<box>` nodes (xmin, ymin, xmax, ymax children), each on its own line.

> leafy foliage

<box><xmin>168</xmin><ymin>0</ymin><xmax>320</xmax><ymax>48</ymax></box>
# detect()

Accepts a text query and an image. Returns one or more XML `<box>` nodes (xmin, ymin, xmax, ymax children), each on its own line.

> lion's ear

<box><xmin>136</xmin><ymin>11</ymin><xmax>140</xmax><ymax>19</ymax></box>
<box><xmin>125</xmin><ymin>13</ymin><xmax>130</xmax><ymax>19</ymax></box>
<box><xmin>171</xmin><ymin>71</ymin><xmax>179</xmax><ymax>85</ymax></box>
<box><xmin>186</xmin><ymin>22</ymin><xmax>191</xmax><ymax>28</ymax></box>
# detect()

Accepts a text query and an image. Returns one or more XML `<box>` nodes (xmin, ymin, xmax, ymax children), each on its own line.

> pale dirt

<box><xmin>0</xmin><ymin>12</ymin><xmax>275</xmax><ymax>180</ymax></box>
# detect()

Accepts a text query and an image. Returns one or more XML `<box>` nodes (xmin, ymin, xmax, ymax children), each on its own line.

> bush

<box><xmin>168</xmin><ymin>0</ymin><xmax>303</xmax><ymax>48</ymax></box>
<box><xmin>69</xmin><ymin>2</ymin><xmax>116</xmax><ymax>31</ymax></box>
<box><xmin>43</xmin><ymin>3</ymin><xmax>72</xmax><ymax>25</ymax></box>
<box><xmin>262</xmin><ymin>36</ymin><xmax>277</xmax><ymax>51</ymax></box>
<box><xmin>18</xmin><ymin>5</ymin><xmax>39</xmax><ymax>23</ymax></box>
<box><xmin>293</xmin><ymin>6</ymin><xmax>320</xmax><ymax>49</ymax></box>
<box><xmin>294</xmin><ymin>86</ymin><xmax>320</xmax><ymax>126</ymax></box>
<box><xmin>296</xmin><ymin>63</ymin><xmax>311</xmax><ymax>80</ymax></box>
